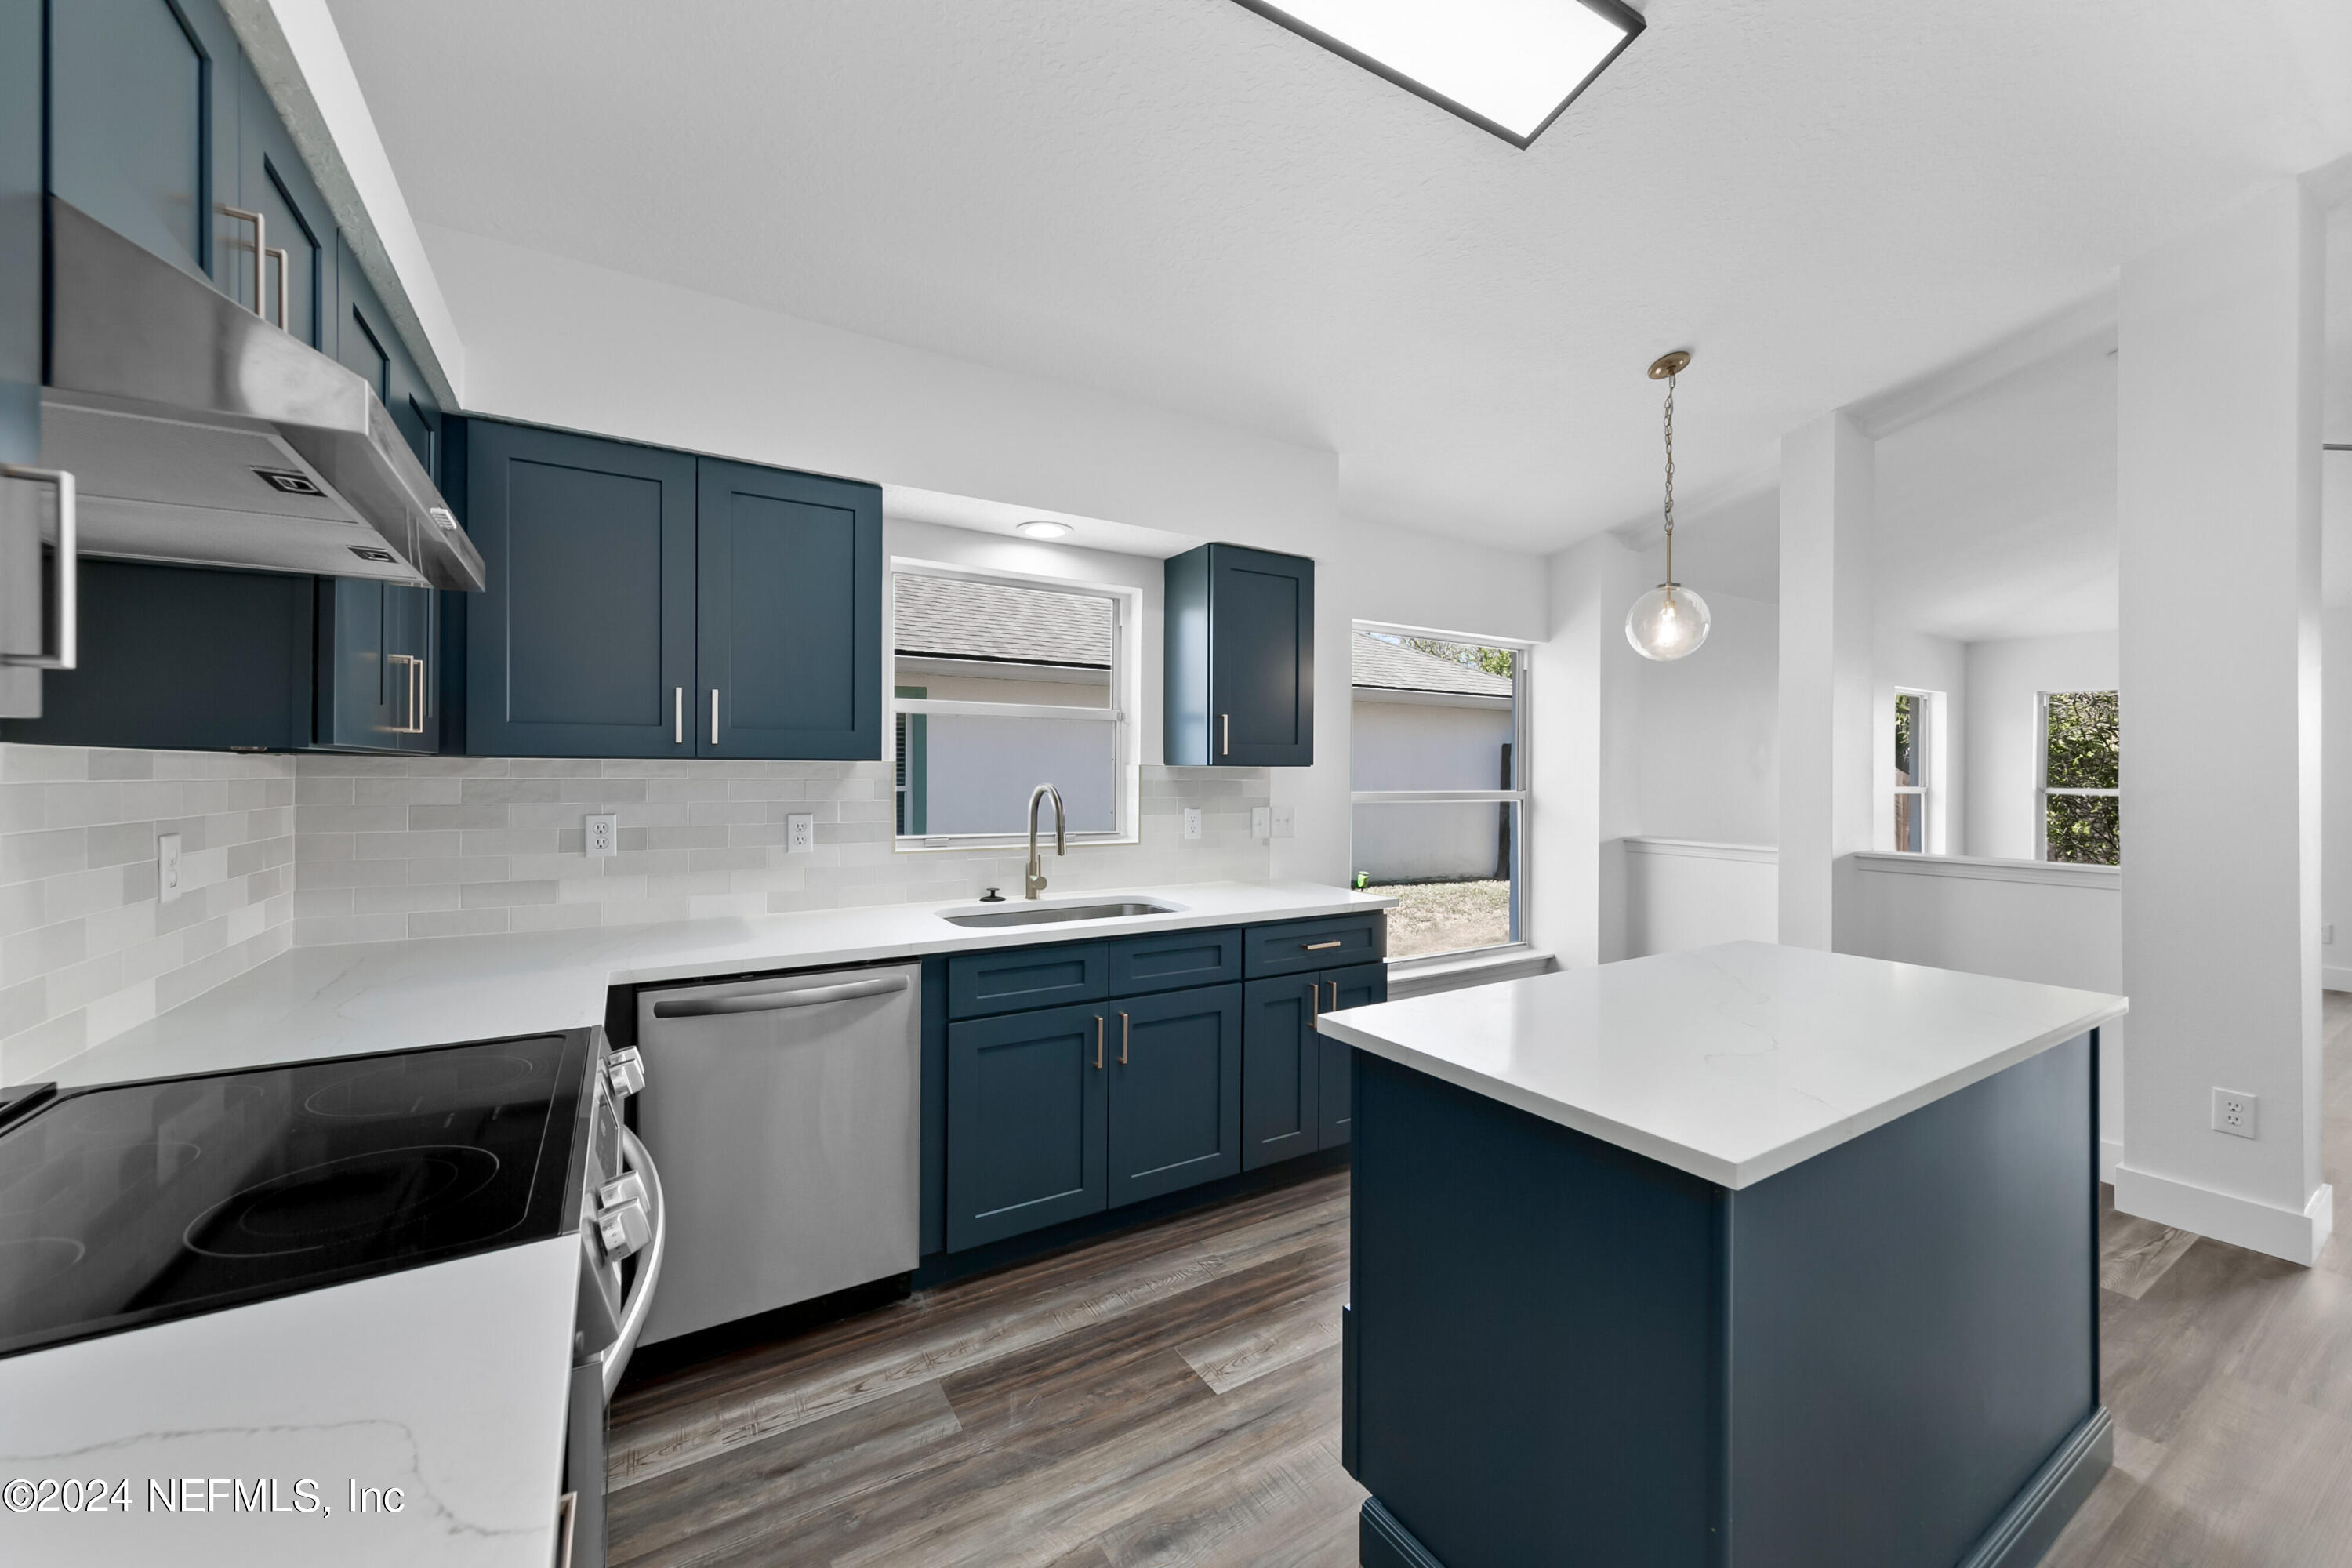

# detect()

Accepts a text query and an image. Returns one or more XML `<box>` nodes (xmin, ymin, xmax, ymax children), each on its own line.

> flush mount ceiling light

<box><xmin>1231</xmin><ymin>0</ymin><xmax>1644</xmax><ymax>147</ymax></box>
<box><xmin>1016</xmin><ymin>520</ymin><xmax>1073</xmax><ymax>540</ymax></box>
<box><xmin>1625</xmin><ymin>350</ymin><xmax>1710</xmax><ymax>662</ymax></box>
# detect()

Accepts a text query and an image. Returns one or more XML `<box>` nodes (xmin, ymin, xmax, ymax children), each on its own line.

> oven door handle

<box><xmin>600</xmin><ymin>1127</ymin><xmax>666</xmax><ymax>1402</ymax></box>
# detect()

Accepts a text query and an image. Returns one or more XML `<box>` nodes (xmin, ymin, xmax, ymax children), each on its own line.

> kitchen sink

<box><xmin>940</xmin><ymin>900</ymin><xmax>1181</xmax><ymax>929</ymax></box>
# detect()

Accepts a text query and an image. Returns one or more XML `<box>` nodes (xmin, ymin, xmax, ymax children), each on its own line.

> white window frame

<box><xmin>2036</xmin><ymin>689</ymin><xmax>2120</xmax><ymax>864</ymax></box>
<box><xmin>1892</xmin><ymin>687</ymin><xmax>1935</xmax><ymax>855</ymax></box>
<box><xmin>887</xmin><ymin>558</ymin><xmax>1140</xmax><ymax>852</ymax></box>
<box><xmin>1348</xmin><ymin>620</ymin><xmax>1533</xmax><ymax>970</ymax></box>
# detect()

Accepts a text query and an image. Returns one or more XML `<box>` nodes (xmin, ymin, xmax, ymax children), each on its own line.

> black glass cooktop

<box><xmin>0</xmin><ymin>1034</ymin><xmax>592</xmax><ymax>1359</ymax></box>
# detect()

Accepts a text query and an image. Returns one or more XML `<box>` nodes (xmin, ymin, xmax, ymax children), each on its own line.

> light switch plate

<box><xmin>1252</xmin><ymin>806</ymin><xmax>1271</xmax><ymax>840</ymax></box>
<box><xmin>787</xmin><ymin>813</ymin><xmax>817</xmax><ymax>854</ymax></box>
<box><xmin>1270</xmin><ymin>805</ymin><xmax>1296</xmax><ymax>840</ymax></box>
<box><xmin>157</xmin><ymin>832</ymin><xmax>183</xmax><ymax>904</ymax></box>
<box><xmin>2212</xmin><ymin>1087</ymin><xmax>2259</xmax><ymax>1140</ymax></box>
<box><xmin>586</xmin><ymin>814</ymin><xmax>618</xmax><ymax>858</ymax></box>
<box><xmin>1183</xmin><ymin>808</ymin><xmax>1203</xmax><ymax>840</ymax></box>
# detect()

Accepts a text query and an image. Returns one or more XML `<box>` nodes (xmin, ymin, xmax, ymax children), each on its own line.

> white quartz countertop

<box><xmin>0</xmin><ymin>1237</ymin><xmax>578</xmax><ymax>1567</ymax></box>
<box><xmin>53</xmin><ymin>881</ymin><xmax>1393</xmax><ymax>1086</ymax></box>
<box><xmin>1315</xmin><ymin>940</ymin><xmax>2126</xmax><ymax>1189</ymax></box>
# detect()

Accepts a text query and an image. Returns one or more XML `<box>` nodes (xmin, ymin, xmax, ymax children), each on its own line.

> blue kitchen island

<box><xmin>1315</xmin><ymin>942</ymin><xmax>2127</xmax><ymax>1568</ymax></box>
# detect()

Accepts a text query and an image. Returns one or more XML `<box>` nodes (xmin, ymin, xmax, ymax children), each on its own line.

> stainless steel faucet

<box><xmin>1025</xmin><ymin>783</ymin><xmax>1065</xmax><ymax>900</ymax></box>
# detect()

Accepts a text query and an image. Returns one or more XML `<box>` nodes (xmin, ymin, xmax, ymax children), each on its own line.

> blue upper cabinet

<box><xmin>463</xmin><ymin>421</ymin><xmax>698</xmax><ymax>758</ymax></box>
<box><xmin>1163</xmin><ymin>543</ymin><xmax>1315</xmax><ymax>767</ymax></box>
<box><xmin>0</xmin><ymin>0</ymin><xmax>37</xmax><ymax>466</ymax></box>
<box><xmin>49</xmin><ymin>0</ymin><xmax>242</xmax><ymax>296</ymax></box>
<box><xmin>234</xmin><ymin>53</ymin><xmax>333</xmax><ymax>342</ymax></box>
<box><xmin>695</xmin><ymin>459</ymin><xmax>881</xmax><ymax>760</ymax></box>
<box><xmin>459</xmin><ymin>420</ymin><xmax>882</xmax><ymax>760</ymax></box>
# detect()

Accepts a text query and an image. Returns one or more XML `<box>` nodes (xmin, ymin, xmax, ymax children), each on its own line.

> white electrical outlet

<box><xmin>787</xmin><ymin>813</ymin><xmax>816</xmax><ymax>854</ymax></box>
<box><xmin>157</xmin><ymin>833</ymin><xmax>183</xmax><ymax>905</ymax></box>
<box><xmin>2212</xmin><ymin>1087</ymin><xmax>2259</xmax><ymax>1140</ymax></box>
<box><xmin>1270</xmin><ymin>805</ymin><xmax>1296</xmax><ymax>840</ymax></box>
<box><xmin>1183</xmin><ymin>808</ymin><xmax>1203</xmax><ymax>840</ymax></box>
<box><xmin>585</xmin><ymin>814</ymin><xmax>618</xmax><ymax>858</ymax></box>
<box><xmin>1252</xmin><ymin>806</ymin><xmax>1271</xmax><ymax>840</ymax></box>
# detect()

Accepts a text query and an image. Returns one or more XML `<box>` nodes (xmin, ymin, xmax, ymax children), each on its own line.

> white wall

<box><xmin>1606</xmin><ymin>839</ymin><xmax>1778</xmax><ymax>963</ymax></box>
<box><xmin>424</xmin><ymin>227</ymin><xmax>1552</xmax><ymax>902</ymax></box>
<box><xmin>1962</xmin><ymin>631</ymin><xmax>2118</xmax><ymax>862</ymax></box>
<box><xmin>2328</xmin><ymin>604</ymin><xmax>2352</xmax><ymax>991</ymax></box>
<box><xmin>1618</xmin><ymin>589</ymin><xmax>1780</xmax><ymax>846</ymax></box>
<box><xmin>1846</xmin><ymin>853</ymin><xmax>2125</xmax><ymax>1174</ymax></box>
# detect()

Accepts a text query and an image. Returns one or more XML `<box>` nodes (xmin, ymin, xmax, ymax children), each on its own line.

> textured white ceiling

<box><xmin>326</xmin><ymin>0</ymin><xmax>2352</xmax><ymax>555</ymax></box>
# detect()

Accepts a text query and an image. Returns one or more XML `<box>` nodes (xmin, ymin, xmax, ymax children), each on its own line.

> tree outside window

<box><xmin>2041</xmin><ymin>691</ymin><xmax>2119</xmax><ymax>866</ymax></box>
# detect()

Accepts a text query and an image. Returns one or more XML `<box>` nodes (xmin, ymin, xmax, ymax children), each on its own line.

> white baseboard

<box><xmin>2325</xmin><ymin>964</ymin><xmax>2352</xmax><ymax>994</ymax></box>
<box><xmin>2112</xmin><ymin>1165</ymin><xmax>2335</xmax><ymax>1265</ymax></box>
<box><xmin>2100</xmin><ymin>1139</ymin><xmax>2123</xmax><ymax>1185</ymax></box>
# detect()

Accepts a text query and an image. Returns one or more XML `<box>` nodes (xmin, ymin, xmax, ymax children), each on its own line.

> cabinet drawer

<box><xmin>1109</xmin><ymin>926</ymin><xmax>1243</xmax><ymax>997</ymax></box>
<box><xmin>948</xmin><ymin>942</ymin><xmax>1110</xmax><ymax>1020</ymax></box>
<box><xmin>1243</xmin><ymin>914</ymin><xmax>1384</xmax><ymax>978</ymax></box>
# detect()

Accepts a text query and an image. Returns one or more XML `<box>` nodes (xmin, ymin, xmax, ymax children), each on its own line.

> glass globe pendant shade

<box><xmin>1624</xmin><ymin>582</ymin><xmax>1710</xmax><ymax>661</ymax></box>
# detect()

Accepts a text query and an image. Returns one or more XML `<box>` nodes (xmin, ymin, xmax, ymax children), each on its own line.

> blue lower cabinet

<box><xmin>946</xmin><ymin>941</ymin><xmax>1109</xmax><ymax>1020</ymax></box>
<box><xmin>944</xmin><ymin>1001</ymin><xmax>1109</xmax><ymax>1251</ymax></box>
<box><xmin>1107</xmin><ymin>984</ymin><xmax>1242</xmax><ymax>1205</ymax></box>
<box><xmin>1319</xmin><ymin>962</ymin><xmax>1386</xmax><ymax>1149</ymax></box>
<box><xmin>1242</xmin><ymin>961</ymin><xmax>1384</xmax><ymax>1167</ymax></box>
<box><xmin>1242</xmin><ymin>974</ymin><xmax>1320</xmax><ymax>1170</ymax></box>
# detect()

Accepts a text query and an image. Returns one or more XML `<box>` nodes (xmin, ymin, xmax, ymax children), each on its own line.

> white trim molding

<box><xmin>1386</xmin><ymin>946</ymin><xmax>1555</xmax><ymax>1000</ymax></box>
<box><xmin>2325</xmin><ymin>964</ymin><xmax>2352</xmax><ymax>996</ymax></box>
<box><xmin>1621</xmin><ymin>837</ymin><xmax>1777</xmax><ymax>866</ymax></box>
<box><xmin>1850</xmin><ymin>851</ymin><xmax>2121</xmax><ymax>890</ymax></box>
<box><xmin>2112</xmin><ymin>1165</ymin><xmax>2335</xmax><ymax>1267</ymax></box>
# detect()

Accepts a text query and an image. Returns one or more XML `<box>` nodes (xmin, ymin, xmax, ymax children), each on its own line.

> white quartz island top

<box><xmin>1315</xmin><ymin>940</ymin><xmax>2125</xmax><ymax>1189</ymax></box>
<box><xmin>53</xmin><ymin>880</ymin><xmax>1393</xmax><ymax>1086</ymax></box>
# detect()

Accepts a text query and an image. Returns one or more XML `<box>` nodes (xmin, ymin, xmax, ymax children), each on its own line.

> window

<box><xmin>891</xmin><ymin>566</ymin><xmax>1133</xmax><ymax>845</ymax></box>
<box><xmin>1348</xmin><ymin>626</ymin><xmax>1529</xmax><ymax>962</ymax></box>
<box><xmin>2039</xmin><ymin>690</ymin><xmax>2119</xmax><ymax>866</ymax></box>
<box><xmin>1893</xmin><ymin>690</ymin><xmax>1932</xmax><ymax>853</ymax></box>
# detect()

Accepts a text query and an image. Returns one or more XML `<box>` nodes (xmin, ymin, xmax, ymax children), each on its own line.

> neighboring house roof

<box><xmin>1352</xmin><ymin>631</ymin><xmax>1512</xmax><ymax>696</ymax></box>
<box><xmin>895</xmin><ymin>573</ymin><xmax>1113</xmax><ymax>667</ymax></box>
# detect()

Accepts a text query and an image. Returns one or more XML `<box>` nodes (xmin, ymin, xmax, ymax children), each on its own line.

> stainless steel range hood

<box><xmin>37</xmin><ymin>198</ymin><xmax>485</xmax><ymax>591</ymax></box>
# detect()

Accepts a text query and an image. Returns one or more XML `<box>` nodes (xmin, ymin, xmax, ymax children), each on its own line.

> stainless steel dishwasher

<box><xmin>633</xmin><ymin>963</ymin><xmax>920</xmax><ymax>1345</ymax></box>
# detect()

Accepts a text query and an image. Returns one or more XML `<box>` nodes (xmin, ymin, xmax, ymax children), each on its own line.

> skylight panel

<box><xmin>1233</xmin><ymin>0</ymin><xmax>1642</xmax><ymax>147</ymax></box>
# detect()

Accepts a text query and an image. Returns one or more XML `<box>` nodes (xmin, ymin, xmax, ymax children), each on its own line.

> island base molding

<box><xmin>1360</xmin><ymin>1405</ymin><xmax>2112</xmax><ymax>1568</ymax></box>
<box><xmin>2112</xmin><ymin>1163</ymin><xmax>2334</xmax><ymax>1266</ymax></box>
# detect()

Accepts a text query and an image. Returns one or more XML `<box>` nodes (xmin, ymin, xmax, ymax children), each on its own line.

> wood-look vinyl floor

<box><xmin>611</xmin><ymin>997</ymin><xmax>2352</xmax><ymax>1567</ymax></box>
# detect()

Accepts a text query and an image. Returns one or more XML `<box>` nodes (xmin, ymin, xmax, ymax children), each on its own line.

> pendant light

<box><xmin>1624</xmin><ymin>350</ymin><xmax>1710</xmax><ymax>661</ymax></box>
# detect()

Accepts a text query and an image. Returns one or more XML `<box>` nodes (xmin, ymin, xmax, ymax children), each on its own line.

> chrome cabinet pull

<box><xmin>216</xmin><ymin>205</ymin><xmax>267</xmax><ymax>320</ymax></box>
<box><xmin>1</xmin><ymin>466</ymin><xmax>77</xmax><ymax>670</ymax></box>
<box><xmin>673</xmin><ymin>686</ymin><xmax>684</xmax><ymax>744</ymax></box>
<box><xmin>387</xmin><ymin>653</ymin><xmax>425</xmax><ymax>734</ymax></box>
<box><xmin>1094</xmin><ymin>1016</ymin><xmax>1105</xmax><ymax>1071</ymax></box>
<box><xmin>1120</xmin><ymin>1012</ymin><xmax>1131</xmax><ymax>1065</ymax></box>
<box><xmin>554</xmin><ymin>1491</ymin><xmax>578</xmax><ymax>1568</ymax></box>
<box><xmin>1329</xmin><ymin>982</ymin><xmax>1340</xmax><ymax>1010</ymax></box>
<box><xmin>265</xmin><ymin>246</ymin><xmax>289</xmax><ymax>330</ymax></box>
<box><xmin>1309</xmin><ymin>982</ymin><xmax>1321</xmax><ymax>1019</ymax></box>
<box><xmin>1302</xmin><ymin>939</ymin><xmax>1342</xmax><ymax>952</ymax></box>
<box><xmin>710</xmin><ymin>688</ymin><xmax>720</xmax><ymax>746</ymax></box>
<box><xmin>1220</xmin><ymin>713</ymin><xmax>1229</xmax><ymax>757</ymax></box>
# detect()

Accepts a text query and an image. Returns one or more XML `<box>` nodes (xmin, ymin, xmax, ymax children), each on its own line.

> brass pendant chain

<box><xmin>1662</xmin><ymin>371</ymin><xmax>1676</xmax><ymax>589</ymax></box>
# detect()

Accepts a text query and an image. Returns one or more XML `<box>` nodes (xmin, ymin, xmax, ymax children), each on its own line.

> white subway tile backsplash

<box><xmin>2</xmin><ymin>746</ymin><xmax>297</xmax><ymax>1083</ymax></box>
<box><xmin>0</xmin><ymin>743</ymin><xmax>1274</xmax><ymax>1081</ymax></box>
